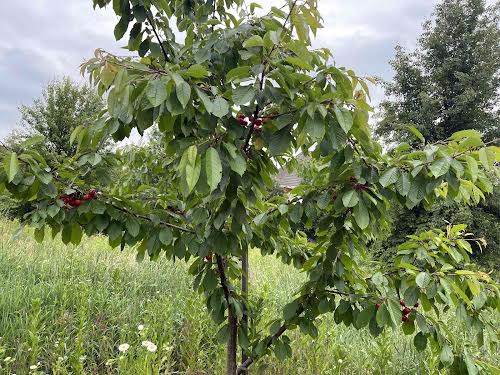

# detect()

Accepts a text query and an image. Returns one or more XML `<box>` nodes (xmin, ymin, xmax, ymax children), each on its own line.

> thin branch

<box><xmin>145</xmin><ymin>11</ymin><xmax>169</xmax><ymax>62</ymax></box>
<box><xmin>237</xmin><ymin>305</ymin><xmax>305</xmax><ymax>374</ymax></box>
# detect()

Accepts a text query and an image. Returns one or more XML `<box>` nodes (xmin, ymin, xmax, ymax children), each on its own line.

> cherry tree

<box><xmin>1</xmin><ymin>0</ymin><xmax>499</xmax><ymax>373</ymax></box>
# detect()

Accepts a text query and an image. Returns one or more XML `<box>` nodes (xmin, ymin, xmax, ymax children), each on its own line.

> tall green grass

<box><xmin>0</xmin><ymin>220</ymin><xmax>496</xmax><ymax>374</ymax></box>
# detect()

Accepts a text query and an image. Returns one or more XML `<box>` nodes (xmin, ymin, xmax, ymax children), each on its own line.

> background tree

<box><xmin>1</xmin><ymin>78</ymin><xmax>108</xmax><ymax>219</ymax></box>
<box><xmin>0</xmin><ymin>1</ymin><xmax>499</xmax><ymax>374</ymax></box>
<box><xmin>377</xmin><ymin>0</ymin><xmax>500</xmax><ymax>145</ymax></box>
<box><xmin>376</xmin><ymin>0</ymin><xmax>500</xmax><ymax>268</ymax></box>
<box><xmin>15</xmin><ymin>77</ymin><xmax>105</xmax><ymax>157</ymax></box>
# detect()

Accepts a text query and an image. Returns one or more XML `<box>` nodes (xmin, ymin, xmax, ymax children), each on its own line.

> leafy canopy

<box><xmin>1</xmin><ymin>0</ymin><xmax>499</xmax><ymax>373</ymax></box>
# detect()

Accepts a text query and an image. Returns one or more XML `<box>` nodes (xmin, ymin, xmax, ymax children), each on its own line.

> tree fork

<box><xmin>216</xmin><ymin>255</ymin><xmax>238</xmax><ymax>374</ymax></box>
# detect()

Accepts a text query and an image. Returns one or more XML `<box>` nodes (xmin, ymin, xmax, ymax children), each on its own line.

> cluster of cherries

<box><xmin>400</xmin><ymin>299</ymin><xmax>418</xmax><ymax>322</ymax></box>
<box><xmin>60</xmin><ymin>189</ymin><xmax>97</xmax><ymax>209</ymax></box>
<box><xmin>374</xmin><ymin>299</ymin><xmax>418</xmax><ymax>322</ymax></box>
<box><xmin>236</xmin><ymin>113</ymin><xmax>269</xmax><ymax>134</ymax></box>
<box><xmin>350</xmin><ymin>176</ymin><xmax>368</xmax><ymax>192</ymax></box>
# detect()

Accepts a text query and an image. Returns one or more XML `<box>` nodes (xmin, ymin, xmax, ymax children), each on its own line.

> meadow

<box><xmin>0</xmin><ymin>219</ymin><xmax>497</xmax><ymax>374</ymax></box>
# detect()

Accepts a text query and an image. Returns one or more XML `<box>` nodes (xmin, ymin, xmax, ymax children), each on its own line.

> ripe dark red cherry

<box><xmin>89</xmin><ymin>190</ymin><xmax>97</xmax><ymax>199</ymax></box>
<box><xmin>74</xmin><ymin>200</ymin><xmax>82</xmax><ymax>207</ymax></box>
<box><xmin>375</xmin><ymin>303</ymin><xmax>381</xmax><ymax>310</ymax></box>
<box><xmin>254</xmin><ymin>118</ymin><xmax>263</xmax><ymax>126</ymax></box>
<box><xmin>402</xmin><ymin>315</ymin><xmax>410</xmax><ymax>322</ymax></box>
<box><xmin>83</xmin><ymin>194</ymin><xmax>91</xmax><ymax>201</ymax></box>
<box><xmin>399</xmin><ymin>299</ymin><xmax>406</xmax><ymax>307</ymax></box>
<box><xmin>402</xmin><ymin>306</ymin><xmax>411</xmax><ymax>315</ymax></box>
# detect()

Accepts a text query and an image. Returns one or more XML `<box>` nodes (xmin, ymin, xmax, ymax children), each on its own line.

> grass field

<box><xmin>0</xmin><ymin>219</ymin><xmax>497</xmax><ymax>374</ymax></box>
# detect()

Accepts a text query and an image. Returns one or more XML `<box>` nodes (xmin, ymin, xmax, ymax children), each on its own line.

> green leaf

<box><xmin>376</xmin><ymin>304</ymin><xmax>390</xmax><ymax>328</ymax></box>
<box><xmin>285</xmin><ymin>56</ymin><xmax>312</xmax><ymax>70</ymax></box>
<box><xmin>466</xmin><ymin>156</ymin><xmax>478</xmax><ymax>182</ymax></box>
<box><xmin>176</xmin><ymin>80</ymin><xmax>191</xmax><ymax>108</ymax></box>
<box><xmin>4</xmin><ymin>152</ymin><xmax>20</xmax><ymax>183</ymax></box>
<box><xmin>204</xmin><ymin>148</ymin><xmax>223</xmax><ymax>192</ymax></box>
<box><xmin>114</xmin><ymin>16</ymin><xmax>129</xmax><ymax>40</ymax></box>
<box><xmin>429</xmin><ymin>157</ymin><xmax>451</xmax><ymax>178</ymax></box>
<box><xmin>187</xmin><ymin>64</ymin><xmax>209</xmax><ymax>78</ymax></box>
<box><xmin>416</xmin><ymin>272</ymin><xmax>431</xmax><ymax>288</ymax></box>
<box><xmin>228</xmin><ymin>153</ymin><xmax>246</xmax><ymax>176</ymax></box>
<box><xmin>34</xmin><ymin>228</ymin><xmax>45</xmax><ymax>243</ymax></box>
<box><xmin>304</xmin><ymin>115</ymin><xmax>325</xmax><ymax>141</ymax></box>
<box><xmin>379</xmin><ymin>168</ymin><xmax>399</xmax><ymax>188</ymax></box>
<box><xmin>440</xmin><ymin>344</ymin><xmax>454</xmax><ymax>366</ymax></box>
<box><xmin>226</xmin><ymin>66</ymin><xmax>252</xmax><ymax>83</ymax></box>
<box><xmin>195</xmin><ymin>88</ymin><xmax>213</xmax><ymax>113</ymax></box>
<box><xmin>283</xmin><ymin>300</ymin><xmax>299</xmax><ymax>320</ymax></box>
<box><xmin>243</xmin><ymin>35</ymin><xmax>264</xmax><ymax>48</ymax></box>
<box><xmin>146</xmin><ymin>79</ymin><xmax>167</xmax><ymax>106</ymax></box>
<box><xmin>212</xmin><ymin>97</ymin><xmax>229</xmax><ymax>118</ymax></box>
<box><xmin>342</xmin><ymin>189</ymin><xmax>359</xmax><ymax>208</ymax></box>
<box><xmin>396</xmin><ymin>173</ymin><xmax>411</xmax><ymax>196</ymax></box>
<box><xmin>126</xmin><ymin>217</ymin><xmax>140</xmax><ymax>237</ymax></box>
<box><xmin>62</xmin><ymin>224</ymin><xmax>72</xmax><ymax>245</ymax></box>
<box><xmin>186</xmin><ymin>160</ymin><xmax>201</xmax><ymax>193</ymax></box>
<box><xmin>334</xmin><ymin>106</ymin><xmax>353</xmax><ymax>133</ymax></box>
<box><xmin>159</xmin><ymin>227</ymin><xmax>173</xmax><ymax>245</ymax></box>
<box><xmin>450</xmin><ymin>129</ymin><xmax>482</xmax><ymax>141</ymax></box>
<box><xmin>356</xmin><ymin>305</ymin><xmax>375</xmax><ymax>328</ymax></box>
<box><xmin>71</xmin><ymin>224</ymin><xmax>83</xmax><ymax>245</ymax></box>
<box><xmin>353</xmin><ymin>199</ymin><xmax>369</xmax><ymax>229</ymax></box>
<box><xmin>414</xmin><ymin>332</ymin><xmax>427</xmax><ymax>352</ymax></box>
<box><xmin>409</xmin><ymin>126</ymin><xmax>425</xmax><ymax>143</ymax></box>
<box><xmin>232</xmin><ymin>86</ymin><xmax>255</xmax><ymax>105</ymax></box>
<box><xmin>19</xmin><ymin>135</ymin><xmax>45</xmax><ymax>149</ymax></box>
<box><xmin>478</xmin><ymin>148</ymin><xmax>495</xmax><ymax>169</ymax></box>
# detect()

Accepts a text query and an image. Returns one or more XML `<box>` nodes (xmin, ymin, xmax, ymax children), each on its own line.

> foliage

<box><xmin>0</xmin><ymin>220</ymin><xmax>498</xmax><ymax>374</ymax></box>
<box><xmin>376</xmin><ymin>0</ymin><xmax>500</xmax><ymax>145</ymax></box>
<box><xmin>1</xmin><ymin>0</ymin><xmax>499</xmax><ymax>373</ymax></box>
<box><xmin>13</xmin><ymin>76</ymin><xmax>105</xmax><ymax>157</ymax></box>
<box><xmin>375</xmin><ymin>0</ymin><xmax>500</xmax><ymax>271</ymax></box>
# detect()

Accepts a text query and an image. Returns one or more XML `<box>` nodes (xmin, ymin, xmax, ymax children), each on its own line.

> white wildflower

<box><xmin>147</xmin><ymin>343</ymin><xmax>157</xmax><ymax>353</ymax></box>
<box><xmin>137</xmin><ymin>324</ymin><xmax>144</xmax><ymax>331</ymax></box>
<box><xmin>30</xmin><ymin>364</ymin><xmax>38</xmax><ymax>370</ymax></box>
<box><xmin>142</xmin><ymin>340</ymin><xmax>152</xmax><ymax>347</ymax></box>
<box><xmin>4</xmin><ymin>357</ymin><xmax>12</xmax><ymax>362</ymax></box>
<box><xmin>118</xmin><ymin>343</ymin><xmax>130</xmax><ymax>352</ymax></box>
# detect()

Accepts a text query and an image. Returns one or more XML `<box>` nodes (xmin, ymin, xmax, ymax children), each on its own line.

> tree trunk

<box><xmin>241</xmin><ymin>247</ymin><xmax>249</xmax><ymax>373</ymax></box>
<box><xmin>216</xmin><ymin>255</ymin><xmax>238</xmax><ymax>375</ymax></box>
<box><xmin>227</xmin><ymin>309</ymin><xmax>238</xmax><ymax>375</ymax></box>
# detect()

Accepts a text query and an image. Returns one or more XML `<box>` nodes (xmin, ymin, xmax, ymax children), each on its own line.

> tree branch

<box><xmin>145</xmin><ymin>10</ymin><xmax>169</xmax><ymax>62</ymax></box>
<box><xmin>237</xmin><ymin>305</ymin><xmax>305</xmax><ymax>374</ymax></box>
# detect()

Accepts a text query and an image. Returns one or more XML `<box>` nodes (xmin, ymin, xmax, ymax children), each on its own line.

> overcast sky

<box><xmin>0</xmin><ymin>0</ymin><xmax>453</xmax><ymax>139</ymax></box>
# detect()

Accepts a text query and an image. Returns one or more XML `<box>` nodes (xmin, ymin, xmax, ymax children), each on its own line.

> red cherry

<box><xmin>375</xmin><ymin>303</ymin><xmax>381</xmax><ymax>310</ymax></box>
<box><xmin>237</xmin><ymin>113</ymin><xmax>245</xmax><ymax>119</ymax></box>
<box><xmin>238</xmin><ymin>119</ymin><xmax>248</xmax><ymax>126</ymax></box>
<box><xmin>402</xmin><ymin>315</ymin><xmax>410</xmax><ymax>322</ymax></box>
<box><xmin>254</xmin><ymin>118</ymin><xmax>263</xmax><ymax>126</ymax></box>
<box><xmin>249</xmin><ymin>116</ymin><xmax>255</xmax><ymax>122</ymax></box>
<box><xmin>83</xmin><ymin>194</ymin><xmax>91</xmax><ymax>201</ymax></box>
<box><xmin>74</xmin><ymin>200</ymin><xmax>82</xmax><ymax>207</ymax></box>
<box><xmin>414</xmin><ymin>302</ymin><xmax>419</xmax><ymax>308</ymax></box>
<box><xmin>89</xmin><ymin>190</ymin><xmax>97</xmax><ymax>198</ymax></box>
<box><xmin>402</xmin><ymin>307</ymin><xmax>411</xmax><ymax>315</ymax></box>
<box><xmin>399</xmin><ymin>299</ymin><xmax>406</xmax><ymax>307</ymax></box>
